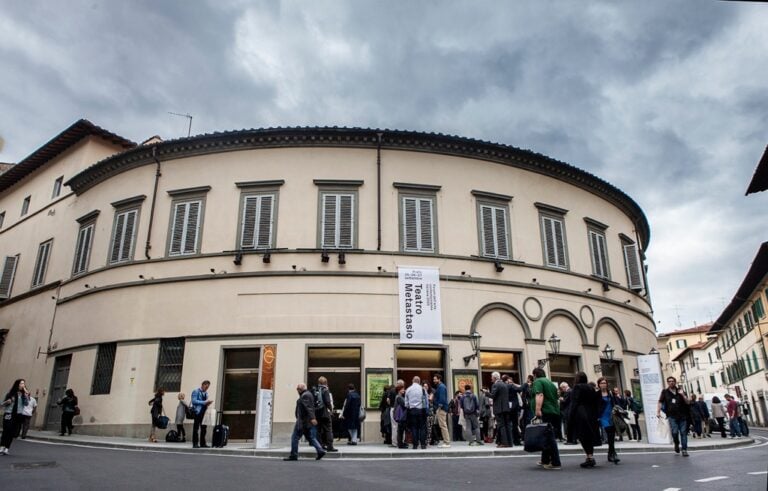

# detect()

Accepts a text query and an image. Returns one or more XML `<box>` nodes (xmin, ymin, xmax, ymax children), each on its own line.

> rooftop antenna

<box><xmin>168</xmin><ymin>112</ymin><xmax>193</xmax><ymax>137</ymax></box>
<box><xmin>673</xmin><ymin>305</ymin><xmax>682</xmax><ymax>328</ymax></box>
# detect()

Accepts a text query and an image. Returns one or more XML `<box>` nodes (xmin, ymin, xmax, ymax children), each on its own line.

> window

<box><xmin>710</xmin><ymin>375</ymin><xmax>717</xmax><ymax>389</ymax></box>
<box><xmin>676</xmin><ymin>339</ymin><xmax>687</xmax><ymax>349</ymax></box>
<box><xmin>0</xmin><ymin>255</ymin><xmax>19</xmax><ymax>299</ymax></box>
<box><xmin>316</xmin><ymin>181</ymin><xmax>361</xmax><ymax>249</ymax></box>
<box><xmin>753</xmin><ymin>298</ymin><xmax>765</xmax><ymax>320</ymax></box>
<box><xmin>52</xmin><ymin>176</ymin><xmax>64</xmax><ymax>199</ymax></box>
<box><xmin>21</xmin><ymin>196</ymin><xmax>31</xmax><ymax>216</ymax></box>
<box><xmin>536</xmin><ymin>203</ymin><xmax>568</xmax><ymax>269</ymax></box>
<box><xmin>109</xmin><ymin>196</ymin><xmax>145</xmax><ymax>264</ymax></box>
<box><xmin>0</xmin><ymin>211</ymin><xmax>4</xmax><ymax>229</ymax></box>
<box><xmin>154</xmin><ymin>338</ymin><xmax>185</xmax><ymax>392</ymax></box>
<box><xmin>708</xmin><ymin>352</ymin><xmax>713</xmax><ymax>364</ymax></box>
<box><xmin>168</xmin><ymin>199</ymin><xmax>203</xmax><ymax>256</ymax></box>
<box><xmin>588</xmin><ymin>229</ymin><xmax>609</xmax><ymax>279</ymax></box>
<box><xmin>474</xmin><ymin>191</ymin><xmax>512</xmax><ymax>259</ymax></box>
<box><xmin>72</xmin><ymin>217</ymin><xmax>96</xmax><ymax>277</ymax></box>
<box><xmin>402</xmin><ymin>196</ymin><xmax>435</xmax><ymax>253</ymax></box>
<box><xmin>31</xmin><ymin>239</ymin><xmax>53</xmax><ymax>287</ymax></box>
<box><xmin>91</xmin><ymin>343</ymin><xmax>117</xmax><ymax>395</ymax></box>
<box><xmin>753</xmin><ymin>350</ymin><xmax>760</xmax><ymax>371</ymax></box>
<box><xmin>621</xmin><ymin>235</ymin><xmax>645</xmax><ymax>291</ymax></box>
<box><xmin>745</xmin><ymin>311</ymin><xmax>754</xmax><ymax>330</ymax></box>
<box><xmin>715</xmin><ymin>347</ymin><xmax>721</xmax><ymax>360</ymax></box>
<box><xmin>239</xmin><ymin>193</ymin><xmax>276</xmax><ymax>250</ymax></box>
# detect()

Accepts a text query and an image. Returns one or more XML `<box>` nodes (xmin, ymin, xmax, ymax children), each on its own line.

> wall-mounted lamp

<box><xmin>321</xmin><ymin>251</ymin><xmax>330</xmax><ymax>263</ymax></box>
<box><xmin>462</xmin><ymin>331</ymin><xmax>482</xmax><ymax>366</ymax></box>
<box><xmin>338</xmin><ymin>252</ymin><xmax>346</xmax><ymax>265</ymax></box>
<box><xmin>584</xmin><ymin>288</ymin><xmax>592</xmax><ymax>294</ymax></box>
<box><xmin>139</xmin><ymin>275</ymin><xmax>145</xmax><ymax>280</ymax></box>
<box><xmin>633</xmin><ymin>368</ymin><xmax>640</xmax><ymax>377</ymax></box>
<box><xmin>624</xmin><ymin>299</ymin><xmax>631</xmax><ymax>304</ymax></box>
<box><xmin>602</xmin><ymin>344</ymin><xmax>615</xmax><ymax>360</ymax></box>
<box><xmin>210</xmin><ymin>268</ymin><xmax>216</xmax><ymax>274</ymax></box>
<box><xmin>461</xmin><ymin>271</ymin><xmax>466</xmax><ymax>276</ymax></box>
<box><xmin>532</xmin><ymin>278</ymin><xmax>539</xmax><ymax>285</ymax></box>
<box><xmin>233</xmin><ymin>251</ymin><xmax>243</xmax><ymax>266</ymax></box>
<box><xmin>494</xmin><ymin>261</ymin><xmax>504</xmax><ymax>273</ymax></box>
<box><xmin>292</xmin><ymin>265</ymin><xmax>297</xmax><ymax>271</ymax></box>
<box><xmin>262</xmin><ymin>252</ymin><xmax>271</xmax><ymax>264</ymax></box>
<box><xmin>537</xmin><ymin>333</ymin><xmax>561</xmax><ymax>368</ymax></box>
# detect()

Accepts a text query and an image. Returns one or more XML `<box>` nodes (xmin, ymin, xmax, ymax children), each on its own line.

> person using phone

<box><xmin>1</xmin><ymin>379</ymin><xmax>29</xmax><ymax>455</ymax></box>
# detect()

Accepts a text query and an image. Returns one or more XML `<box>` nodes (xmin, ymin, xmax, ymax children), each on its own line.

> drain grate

<box><xmin>12</xmin><ymin>461</ymin><xmax>58</xmax><ymax>470</ymax></box>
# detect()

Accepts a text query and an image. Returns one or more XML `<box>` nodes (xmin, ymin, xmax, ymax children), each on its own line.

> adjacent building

<box><xmin>0</xmin><ymin>120</ymin><xmax>656</xmax><ymax>442</ymax></box>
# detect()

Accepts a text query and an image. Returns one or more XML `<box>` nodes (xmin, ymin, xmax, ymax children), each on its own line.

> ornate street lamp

<box><xmin>463</xmin><ymin>331</ymin><xmax>482</xmax><ymax>366</ymax></box>
<box><xmin>538</xmin><ymin>333</ymin><xmax>561</xmax><ymax>368</ymax></box>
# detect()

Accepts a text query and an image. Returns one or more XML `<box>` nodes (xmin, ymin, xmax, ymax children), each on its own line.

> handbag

<box><xmin>359</xmin><ymin>406</ymin><xmax>366</xmax><ymax>421</ymax></box>
<box><xmin>523</xmin><ymin>418</ymin><xmax>551</xmax><ymax>452</ymax></box>
<box><xmin>157</xmin><ymin>415</ymin><xmax>170</xmax><ymax>429</ymax></box>
<box><xmin>657</xmin><ymin>414</ymin><xmax>670</xmax><ymax>440</ymax></box>
<box><xmin>74</xmin><ymin>406</ymin><xmax>81</xmax><ymax>416</ymax></box>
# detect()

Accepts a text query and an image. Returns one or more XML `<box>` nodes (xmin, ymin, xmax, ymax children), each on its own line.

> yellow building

<box><xmin>0</xmin><ymin>120</ymin><xmax>656</xmax><ymax>442</ymax></box>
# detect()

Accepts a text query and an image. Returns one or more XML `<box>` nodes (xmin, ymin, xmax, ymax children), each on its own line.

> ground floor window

<box><xmin>395</xmin><ymin>347</ymin><xmax>445</xmax><ymax>388</ymax></box>
<box><xmin>599</xmin><ymin>359</ymin><xmax>623</xmax><ymax>392</ymax></box>
<box><xmin>480</xmin><ymin>350</ymin><xmax>522</xmax><ymax>389</ymax></box>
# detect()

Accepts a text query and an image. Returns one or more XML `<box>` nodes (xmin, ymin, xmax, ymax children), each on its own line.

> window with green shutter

<box><xmin>31</xmin><ymin>239</ymin><xmax>53</xmax><ymax>288</ymax></box>
<box><xmin>0</xmin><ymin>255</ymin><xmax>19</xmax><ymax>299</ymax></box>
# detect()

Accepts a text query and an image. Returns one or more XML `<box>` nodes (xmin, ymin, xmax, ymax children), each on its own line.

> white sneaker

<box><xmin>439</xmin><ymin>443</ymin><xmax>451</xmax><ymax>448</ymax></box>
<box><xmin>0</xmin><ymin>446</ymin><xmax>5</xmax><ymax>455</ymax></box>
<box><xmin>2</xmin><ymin>447</ymin><xmax>8</xmax><ymax>455</ymax></box>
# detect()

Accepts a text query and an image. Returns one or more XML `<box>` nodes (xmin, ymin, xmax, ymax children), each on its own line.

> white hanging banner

<box><xmin>637</xmin><ymin>354</ymin><xmax>670</xmax><ymax>444</ymax></box>
<box><xmin>398</xmin><ymin>266</ymin><xmax>442</xmax><ymax>344</ymax></box>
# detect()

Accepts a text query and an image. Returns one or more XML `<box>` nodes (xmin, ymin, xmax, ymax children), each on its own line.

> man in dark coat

<box><xmin>284</xmin><ymin>383</ymin><xmax>326</xmax><ymax>461</ymax></box>
<box><xmin>314</xmin><ymin>376</ymin><xmax>337</xmax><ymax>452</ymax></box>
<box><xmin>490</xmin><ymin>371</ymin><xmax>512</xmax><ymax>447</ymax></box>
<box><xmin>504</xmin><ymin>375</ymin><xmax>523</xmax><ymax>446</ymax></box>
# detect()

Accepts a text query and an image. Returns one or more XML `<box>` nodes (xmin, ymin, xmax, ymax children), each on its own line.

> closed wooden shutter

<box><xmin>403</xmin><ymin>197</ymin><xmax>434</xmax><ymax>252</ymax></box>
<box><xmin>481</xmin><ymin>205</ymin><xmax>508</xmax><ymax>258</ymax></box>
<box><xmin>32</xmin><ymin>241</ymin><xmax>52</xmax><ymax>287</ymax></box>
<box><xmin>0</xmin><ymin>255</ymin><xmax>19</xmax><ymax>299</ymax></box>
<box><xmin>110</xmin><ymin>209</ymin><xmax>138</xmax><ymax>263</ymax></box>
<box><xmin>623</xmin><ymin>243</ymin><xmax>644</xmax><ymax>290</ymax></box>
<box><xmin>73</xmin><ymin>224</ymin><xmax>94</xmax><ymax>275</ymax></box>
<box><xmin>169</xmin><ymin>200</ymin><xmax>201</xmax><ymax>255</ymax></box>
<box><xmin>589</xmin><ymin>230</ymin><xmax>609</xmax><ymax>278</ymax></box>
<box><xmin>542</xmin><ymin>216</ymin><xmax>566</xmax><ymax>268</ymax></box>
<box><xmin>241</xmin><ymin>195</ymin><xmax>274</xmax><ymax>249</ymax></box>
<box><xmin>322</xmin><ymin>193</ymin><xmax>354</xmax><ymax>248</ymax></box>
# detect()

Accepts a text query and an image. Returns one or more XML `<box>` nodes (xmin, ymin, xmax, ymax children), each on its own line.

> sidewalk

<box><xmin>23</xmin><ymin>431</ymin><xmax>756</xmax><ymax>459</ymax></box>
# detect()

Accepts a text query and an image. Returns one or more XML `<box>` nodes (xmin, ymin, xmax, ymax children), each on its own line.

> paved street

<box><xmin>1</xmin><ymin>430</ymin><xmax>766</xmax><ymax>490</ymax></box>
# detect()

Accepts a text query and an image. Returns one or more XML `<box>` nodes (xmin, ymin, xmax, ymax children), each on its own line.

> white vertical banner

<box><xmin>255</xmin><ymin>388</ymin><xmax>273</xmax><ymax>448</ymax></box>
<box><xmin>638</xmin><ymin>354</ymin><xmax>670</xmax><ymax>444</ymax></box>
<box><xmin>398</xmin><ymin>266</ymin><xmax>443</xmax><ymax>344</ymax></box>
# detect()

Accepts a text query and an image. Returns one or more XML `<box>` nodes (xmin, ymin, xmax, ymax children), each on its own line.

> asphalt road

<box><xmin>2</xmin><ymin>430</ymin><xmax>766</xmax><ymax>491</ymax></box>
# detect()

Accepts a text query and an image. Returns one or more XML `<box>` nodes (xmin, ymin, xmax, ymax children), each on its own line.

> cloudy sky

<box><xmin>1</xmin><ymin>1</ymin><xmax>766</xmax><ymax>333</ymax></box>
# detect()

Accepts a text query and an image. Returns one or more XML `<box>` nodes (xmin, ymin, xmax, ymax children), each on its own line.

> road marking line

<box><xmin>748</xmin><ymin>471</ymin><xmax>768</xmax><ymax>475</ymax></box>
<box><xmin>695</xmin><ymin>476</ymin><xmax>729</xmax><ymax>483</ymax></box>
<box><xmin>662</xmin><ymin>488</ymin><xmax>681</xmax><ymax>491</ymax></box>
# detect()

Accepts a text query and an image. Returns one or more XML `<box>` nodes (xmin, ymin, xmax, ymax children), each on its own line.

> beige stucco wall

<box><xmin>0</xmin><ymin>134</ymin><xmax>656</xmax><ymax>441</ymax></box>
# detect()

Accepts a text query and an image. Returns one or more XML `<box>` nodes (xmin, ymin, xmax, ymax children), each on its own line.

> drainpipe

<box><xmin>145</xmin><ymin>146</ymin><xmax>162</xmax><ymax>260</ymax></box>
<box><xmin>377</xmin><ymin>132</ymin><xmax>383</xmax><ymax>251</ymax></box>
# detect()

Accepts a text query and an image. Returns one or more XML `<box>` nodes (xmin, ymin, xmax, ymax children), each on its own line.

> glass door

<box><xmin>306</xmin><ymin>347</ymin><xmax>362</xmax><ymax>439</ymax></box>
<box><xmin>548</xmin><ymin>354</ymin><xmax>580</xmax><ymax>388</ymax></box>
<box><xmin>480</xmin><ymin>351</ymin><xmax>522</xmax><ymax>389</ymax></box>
<box><xmin>221</xmin><ymin>348</ymin><xmax>260</xmax><ymax>441</ymax></box>
<box><xmin>395</xmin><ymin>347</ymin><xmax>445</xmax><ymax>389</ymax></box>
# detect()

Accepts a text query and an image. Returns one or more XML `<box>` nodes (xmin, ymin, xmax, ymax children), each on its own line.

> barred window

<box><xmin>91</xmin><ymin>343</ymin><xmax>117</xmax><ymax>395</ymax></box>
<box><xmin>154</xmin><ymin>338</ymin><xmax>185</xmax><ymax>392</ymax></box>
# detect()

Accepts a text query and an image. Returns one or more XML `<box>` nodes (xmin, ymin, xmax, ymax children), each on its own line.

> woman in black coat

<box><xmin>341</xmin><ymin>384</ymin><xmax>362</xmax><ymax>445</ymax></box>
<box><xmin>1</xmin><ymin>379</ymin><xmax>29</xmax><ymax>455</ymax></box>
<box><xmin>568</xmin><ymin>372</ymin><xmax>602</xmax><ymax>468</ymax></box>
<box><xmin>148</xmin><ymin>388</ymin><xmax>164</xmax><ymax>442</ymax></box>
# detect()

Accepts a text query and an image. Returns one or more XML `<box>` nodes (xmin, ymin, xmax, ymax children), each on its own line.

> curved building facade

<box><xmin>0</xmin><ymin>121</ymin><xmax>655</xmax><ymax>441</ymax></box>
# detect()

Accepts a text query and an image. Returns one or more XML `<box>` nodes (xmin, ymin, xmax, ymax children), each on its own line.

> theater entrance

<box><xmin>395</xmin><ymin>347</ymin><xmax>446</xmax><ymax>387</ymax></box>
<box><xmin>220</xmin><ymin>348</ymin><xmax>261</xmax><ymax>441</ymax></box>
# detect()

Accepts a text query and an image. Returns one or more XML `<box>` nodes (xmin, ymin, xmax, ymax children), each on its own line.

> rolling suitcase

<box><xmin>212</xmin><ymin>413</ymin><xmax>229</xmax><ymax>448</ymax></box>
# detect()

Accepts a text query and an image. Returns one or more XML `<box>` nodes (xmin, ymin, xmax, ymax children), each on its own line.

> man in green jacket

<box><xmin>531</xmin><ymin>367</ymin><xmax>561</xmax><ymax>469</ymax></box>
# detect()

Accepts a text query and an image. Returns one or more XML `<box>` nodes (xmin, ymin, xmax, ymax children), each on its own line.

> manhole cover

<box><xmin>12</xmin><ymin>461</ymin><xmax>58</xmax><ymax>470</ymax></box>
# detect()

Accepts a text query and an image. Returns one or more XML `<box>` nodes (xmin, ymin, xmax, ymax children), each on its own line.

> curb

<box><xmin>24</xmin><ymin>434</ymin><xmax>758</xmax><ymax>459</ymax></box>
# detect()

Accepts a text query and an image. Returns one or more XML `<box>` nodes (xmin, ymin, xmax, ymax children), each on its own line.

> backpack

<box><xmin>165</xmin><ymin>429</ymin><xmax>181</xmax><ymax>442</ymax></box>
<box><xmin>629</xmin><ymin>397</ymin><xmax>643</xmax><ymax>414</ymax></box>
<box><xmin>461</xmin><ymin>393</ymin><xmax>478</xmax><ymax>415</ymax></box>
<box><xmin>312</xmin><ymin>387</ymin><xmax>326</xmax><ymax>413</ymax></box>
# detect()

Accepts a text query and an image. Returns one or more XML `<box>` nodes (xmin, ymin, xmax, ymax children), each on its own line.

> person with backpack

<box><xmin>314</xmin><ymin>377</ymin><xmax>337</xmax><ymax>452</ymax></box>
<box><xmin>461</xmin><ymin>385</ymin><xmax>483</xmax><ymax>445</ymax></box>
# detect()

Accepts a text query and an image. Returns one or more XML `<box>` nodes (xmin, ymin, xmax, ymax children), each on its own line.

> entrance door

<box><xmin>599</xmin><ymin>360</ymin><xmax>623</xmax><ymax>392</ymax></box>
<box><xmin>548</xmin><ymin>354</ymin><xmax>580</xmax><ymax>388</ymax></box>
<box><xmin>221</xmin><ymin>348</ymin><xmax>260</xmax><ymax>441</ymax></box>
<box><xmin>396</xmin><ymin>347</ymin><xmax>445</xmax><ymax>389</ymax></box>
<box><xmin>46</xmin><ymin>354</ymin><xmax>72</xmax><ymax>430</ymax></box>
<box><xmin>306</xmin><ymin>347</ymin><xmax>362</xmax><ymax>439</ymax></box>
<box><xmin>480</xmin><ymin>351</ymin><xmax>522</xmax><ymax>389</ymax></box>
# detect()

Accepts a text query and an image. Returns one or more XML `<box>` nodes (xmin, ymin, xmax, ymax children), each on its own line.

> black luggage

<box><xmin>212</xmin><ymin>413</ymin><xmax>229</xmax><ymax>448</ymax></box>
<box><xmin>165</xmin><ymin>430</ymin><xmax>181</xmax><ymax>443</ymax></box>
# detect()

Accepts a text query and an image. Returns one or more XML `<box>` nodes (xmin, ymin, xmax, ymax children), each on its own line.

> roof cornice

<box><xmin>64</xmin><ymin>126</ymin><xmax>651</xmax><ymax>249</ymax></box>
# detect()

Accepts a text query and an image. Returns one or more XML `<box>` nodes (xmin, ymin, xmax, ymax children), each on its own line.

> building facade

<box><xmin>0</xmin><ymin>121</ymin><xmax>656</xmax><ymax>442</ymax></box>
